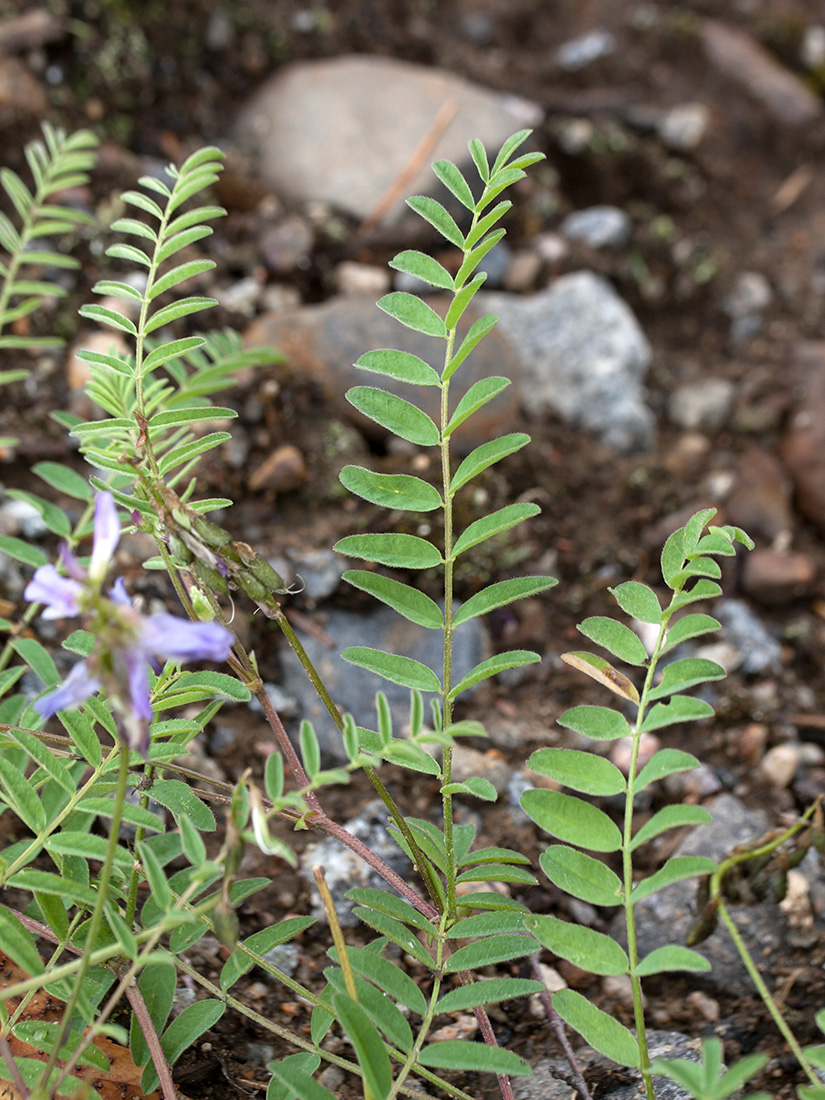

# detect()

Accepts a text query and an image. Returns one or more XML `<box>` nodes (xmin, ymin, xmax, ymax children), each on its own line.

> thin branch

<box><xmin>126</xmin><ymin>982</ymin><xmax>177</xmax><ymax>1100</ymax></box>
<box><xmin>529</xmin><ymin>955</ymin><xmax>593</xmax><ymax>1100</ymax></box>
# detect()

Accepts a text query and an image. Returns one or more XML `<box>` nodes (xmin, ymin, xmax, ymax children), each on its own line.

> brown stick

<box><xmin>361</xmin><ymin>98</ymin><xmax>458</xmax><ymax>233</ymax></box>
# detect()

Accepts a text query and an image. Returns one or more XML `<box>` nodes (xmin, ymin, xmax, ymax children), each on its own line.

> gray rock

<box><xmin>513</xmin><ymin>1032</ymin><xmax>697</xmax><ymax>1099</ymax></box>
<box><xmin>561</xmin><ymin>206</ymin><xmax>631</xmax><ymax>249</ymax></box>
<box><xmin>616</xmin><ymin>794</ymin><xmax>787</xmax><ymax>996</ymax></box>
<box><xmin>483</xmin><ymin>272</ymin><xmax>655</xmax><ymax>452</ymax></box>
<box><xmin>286</xmin><ymin>547</ymin><xmax>347</xmax><ymax>603</ymax></box>
<box><xmin>279</xmin><ymin>603</ymin><xmax>484</xmax><ymax>763</ymax></box>
<box><xmin>667</xmin><ymin>378</ymin><xmax>735</xmax><ymax>432</ymax></box>
<box><xmin>714</xmin><ymin>598</ymin><xmax>782</xmax><ymax>675</ymax></box>
<box><xmin>261</xmin><ymin>942</ymin><xmax>299</xmax><ymax>977</ymax></box>
<box><xmin>300</xmin><ymin>801</ymin><xmax>412</xmax><ymax>926</ymax></box>
<box><xmin>233</xmin><ymin>56</ymin><xmax>542</xmax><ymax>220</ymax></box>
<box><xmin>556</xmin><ymin>29</ymin><xmax>616</xmax><ymax>72</ymax></box>
<box><xmin>243</xmin><ymin>295</ymin><xmax>523</xmax><ymax>452</ymax></box>
<box><xmin>0</xmin><ymin>495</ymin><xmax>49</xmax><ymax>538</ymax></box>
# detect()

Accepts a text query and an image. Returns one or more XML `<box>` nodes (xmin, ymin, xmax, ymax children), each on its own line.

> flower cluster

<box><xmin>25</xmin><ymin>492</ymin><xmax>233</xmax><ymax>754</ymax></box>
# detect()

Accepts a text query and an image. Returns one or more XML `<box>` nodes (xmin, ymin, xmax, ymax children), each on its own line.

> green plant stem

<box><xmin>273</xmin><ymin>606</ymin><xmax>442</xmax><ymax>906</ymax></box>
<box><xmin>439</xmin><ymin>331</ymin><xmax>457</xmax><ymax>923</ymax></box>
<box><xmin>37</xmin><ymin>743</ymin><xmax>131</xmax><ymax>1089</ymax></box>
<box><xmin>387</xmin><ymin>917</ymin><xmax>446</xmax><ymax>1100</ymax></box>
<box><xmin>716</xmin><ymin>897</ymin><xmax>820</xmax><ymax>1086</ymax></box>
<box><xmin>623</xmin><ymin>618</ymin><xmax>672</xmax><ymax>1100</ymax></box>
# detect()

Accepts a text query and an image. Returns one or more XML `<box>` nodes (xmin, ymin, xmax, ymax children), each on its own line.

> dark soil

<box><xmin>2</xmin><ymin>1</ymin><xmax>825</xmax><ymax>1097</ymax></box>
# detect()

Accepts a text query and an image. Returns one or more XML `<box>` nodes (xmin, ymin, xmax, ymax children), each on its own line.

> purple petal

<box><xmin>58</xmin><ymin>543</ymin><xmax>86</xmax><ymax>582</ymax></box>
<box><xmin>123</xmin><ymin>648</ymin><xmax>153</xmax><ymax>723</ymax></box>
<box><xmin>24</xmin><ymin>564</ymin><xmax>83</xmax><ymax>620</ymax></box>
<box><xmin>89</xmin><ymin>492</ymin><xmax>120</xmax><ymax>582</ymax></box>
<box><xmin>108</xmin><ymin>577</ymin><xmax>131</xmax><ymax>606</ymax></box>
<box><xmin>34</xmin><ymin>660</ymin><xmax>100</xmax><ymax>718</ymax></box>
<box><xmin>141</xmin><ymin>614</ymin><xmax>233</xmax><ymax>663</ymax></box>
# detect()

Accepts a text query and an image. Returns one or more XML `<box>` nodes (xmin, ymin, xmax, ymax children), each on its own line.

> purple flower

<box><xmin>25</xmin><ymin>491</ymin><xmax>234</xmax><ymax>754</ymax></box>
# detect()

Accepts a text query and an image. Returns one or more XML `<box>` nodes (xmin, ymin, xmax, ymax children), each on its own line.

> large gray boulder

<box><xmin>232</xmin><ymin>55</ymin><xmax>542</xmax><ymax>220</ymax></box>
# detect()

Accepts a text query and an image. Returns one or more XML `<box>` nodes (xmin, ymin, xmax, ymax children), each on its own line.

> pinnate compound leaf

<box><xmin>144</xmin><ymin>296</ymin><xmax>217</xmax><ymax>334</ymax></box>
<box><xmin>446</xmin><ymin>376</ymin><xmax>510</xmax><ymax>436</ymax></box>
<box><xmin>382</xmin><ymin>740</ymin><xmax>441</xmax><ymax>775</ymax></box>
<box><xmin>540</xmin><ymin>846</ymin><xmax>624</xmax><ymax>906</ymax></box>
<box><xmin>345</xmin><ymin>945</ymin><xmax>427</xmax><ymax>1015</ymax></box>
<box><xmin>561</xmin><ymin>652</ymin><xmax>640</xmax><ymax>703</ymax></box>
<box><xmin>339</xmin><ymin>466</ymin><xmax>441</xmax><ymax>512</ymax></box>
<box><xmin>149</xmin><ymin>779</ymin><xmax>216</xmax><ymax>830</ymax></box>
<box><xmin>454</xmin><ymin>862</ymin><xmax>536</xmax><ymax>885</ymax></box>
<box><xmin>342</xmin><ymin>647</ymin><xmax>441</xmax><ymax>693</ymax></box>
<box><xmin>331</xmin><ymin>992</ymin><xmax>392</xmax><ymax>1099</ymax></box>
<box><xmin>554</xmin><ymin>988</ymin><xmax>640</xmax><ymax>1068</ymax></box>
<box><xmin>609</xmin><ymin>581</ymin><xmax>663</xmax><ymax>625</ymax></box>
<box><xmin>1</xmin><ymin>725</ymin><xmax>74</xmax><ymax>792</ymax></box>
<box><xmin>661</xmin><ymin>613</ymin><xmax>721</xmax><ymax>653</ymax></box>
<box><xmin>0</xmin><ymin>535</ymin><xmax>47</xmax><ymax>567</ymax></box>
<box><xmin>141</xmin><ymin>1000</ymin><xmax>225</xmax><ymax>1093</ymax></box>
<box><xmin>445</xmin><ymin>910</ymin><xmax>531</xmax><ymax>937</ymax></box>
<box><xmin>527</xmin><ymin>747</ymin><xmax>626</xmax><ymax>796</ymax></box>
<box><xmin>148</xmin><ymin>405</ymin><xmax>237</xmax><ymax>429</ymax></box>
<box><xmin>469</xmin><ymin>138</ymin><xmax>490</xmax><ymax>181</ymax></box>
<box><xmin>325</xmin><ymin>969</ymin><xmax>412</xmax><ymax>1053</ymax></box>
<box><xmin>452</xmin><ymin>575</ymin><xmax>557</xmax><ymax>626</ymax></box>
<box><xmin>406</xmin><ymin>194</ymin><xmax>464</xmax><ymax>248</ymax></box>
<box><xmin>525</xmin><ymin>914</ymin><xmax>629</xmax><ymax>975</ymax></box>
<box><xmin>130</xmin><ymin>960</ymin><xmax>176</xmax><ymax>1068</ymax></box>
<box><xmin>157</xmin><ymin>432</ymin><xmax>232</xmax><ymax>475</ymax></box>
<box><xmin>78</xmin><ymin>303</ymin><xmax>138</xmax><ymax>336</ymax></box>
<box><xmin>266</xmin><ymin>1054</ymin><xmax>321</xmax><ymax>1100</ymax></box>
<box><xmin>670</xmin><ymin>578</ymin><xmax>722</xmax><ymax>612</ymax></box>
<box><xmin>334</xmin><ymin>532</ymin><xmax>441</xmax><ymax>569</ymax></box>
<box><xmin>452</xmin><ymin>502</ymin><xmax>540</xmax><ymax>557</ymax></box>
<box><xmin>520</xmin><ymin>789</ymin><xmax>622</xmax><ymax>853</ymax></box>
<box><xmin>635</xmin><ymin>748</ymin><xmax>699</xmax><ymax>790</ymax></box>
<box><xmin>640</xmin><ymin>695</ymin><xmax>714</xmax><ymax>733</ymax></box>
<box><xmin>436</xmin><ymin>978</ymin><xmax>543</xmax><ymax>1013</ymax></box>
<box><xmin>629</xmin><ymin>805</ymin><xmax>712</xmax><ymax>852</ymax></box>
<box><xmin>149</xmin><ymin>259</ymin><xmax>215</xmax><ymax>300</ymax></box>
<box><xmin>268</xmin><ymin>1066</ymin><xmax>336</xmax><ymax>1100</ymax></box>
<box><xmin>646</xmin><ymin>657</ymin><xmax>725</xmax><ymax>702</ymax></box>
<box><xmin>142</xmin><ymin>336</ymin><xmax>206</xmax><ymax>373</ymax></box>
<box><xmin>444</xmin><ymin>271</ymin><xmax>486</xmax><ymax>329</ymax></box>
<box><xmin>378</xmin><ymin>291</ymin><xmax>446</xmax><ymax>338</ymax></box>
<box><xmin>33</xmin><ymin>461</ymin><xmax>92</xmax><ymax>501</ymax></box>
<box><xmin>464</xmin><ymin>201</ymin><xmax>511</xmax><ymax>249</ymax></box>
<box><xmin>0</xmin><ymin>755</ymin><xmax>46</xmax><ymax>833</ymax></box>
<box><xmin>661</xmin><ymin>527</ymin><xmax>686</xmax><ymax>588</ymax></box>
<box><xmin>8</xmin><ymin>870</ymin><xmax>96</xmax><ymax>908</ymax></box>
<box><xmin>355</xmin><ymin>348</ymin><xmax>440</xmax><ymax>386</ymax></box>
<box><xmin>345</xmin><ymin>888</ymin><xmax>436</xmax><ymax>934</ymax></box>
<box><xmin>557</xmin><ymin>705</ymin><xmax>632</xmax><ymax>741</ymax></box>
<box><xmin>346</xmin><ymin>386</ymin><xmax>440</xmax><ymax>446</ymax></box>
<box><xmin>418</xmin><ymin>1041</ymin><xmax>530</xmax><ymax>1076</ymax></box>
<box><xmin>449</xmin><ymin>650</ymin><xmax>539</xmax><ymax>699</ymax></box>
<box><xmin>443</xmin><ymin>934</ymin><xmax>538</xmax><ymax>973</ymax></box>
<box><xmin>444</xmin><ymin>314</ymin><xmax>498</xmax><ymax>381</ymax></box>
<box><xmin>433</xmin><ymin>159</ymin><xmax>476</xmax><ymax>209</ymax></box>
<box><xmin>0</xmin><ymin>906</ymin><xmax>45</xmax><ymax>978</ymax></box>
<box><xmin>343</xmin><ymin>570</ymin><xmax>442</xmax><ymax>628</ymax></box>
<box><xmin>388</xmin><ymin>249</ymin><xmax>454</xmax><ymax>289</ymax></box>
<box><xmin>631</xmin><ymin>856</ymin><xmax>718</xmax><ymax>904</ymax></box>
<box><xmin>351</xmin><ymin>908</ymin><xmax>434</xmax><ymax>968</ymax></box>
<box><xmin>578</xmin><ymin>616</ymin><xmax>649</xmax><ymax>666</ymax></box>
<box><xmin>441</xmin><ymin>776</ymin><xmax>497</xmax><ymax>800</ymax></box>
<box><xmin>221</xmin><ymin>916</ymin><xmax>317</xmax><ymax>990</ymax></box>
<box><xmin>633</xmin><ymin>945</ymin><xmax>711</xmax><ymax>977</ymax></box>
<box><xmin>450</xmin><ymin>433</ymin><xmax>531</xmax><ymax>495</ymax></box>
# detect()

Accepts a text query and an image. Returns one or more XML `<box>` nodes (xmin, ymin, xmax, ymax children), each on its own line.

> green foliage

<box><xmin>521</xmin><ymin>510</ymin><xmax>754</xmax><ymax>1093</ymax></box>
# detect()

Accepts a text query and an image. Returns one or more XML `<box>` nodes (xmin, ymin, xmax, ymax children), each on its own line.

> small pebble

<box><xmin>561</xmin><ymin>205</ymin><xmax>631</xmax><ymax>249</ymax></box>
<box><xmin>429</xmin><ymin>1014</ymin><xmax>478</xmax><ymax>1042</ymax></box>
<box><xmin>742</xmin><ymin>548</ymin><xmax>816</xmax><ymax>606</ymax></box>
<box><xmin>667</xmin><ymin>378</ymin><xmax>735</xmax><ymax>432</ymax></box>
<box><xmin>610</xmin><ymin>733</ymin><xmax>660</xmax><ymax>776</ymax></box>
<box><xmin>260</xmin><ymin>215</ymin><xmax>313</xmax><ymax>273</ymax></box>
<box><xmin>249</xmin><ymin>444</ymin><xmax>308</xmax><ymax>492</ymax></box>
<box><xmin>686</xmin><ymin>990</ymin><xmax>720</xmax><ymax>1022</ymax></box>
<box><xmin>336</xmin><ymin>261</ymin><xmax>390</xmax><ymax>297</ymax></box>
<box><xmin>556</xmin><ymin>29</ymin><xmax>615</xmax><ymax>71</ymax></box>
<box><xmin>758</xmin><ymin>742</ymin><xmax>801</xmax><ymax>789</ymax></box>
<box><xmin>657</xmin><ymin>102</ymin><xmax>710</xmax><ymax>151</ymax></box>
